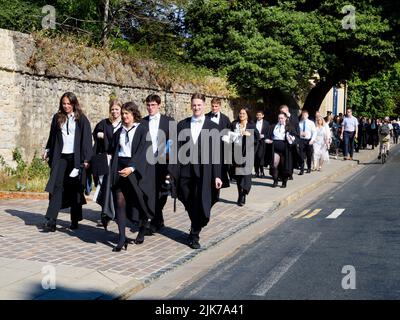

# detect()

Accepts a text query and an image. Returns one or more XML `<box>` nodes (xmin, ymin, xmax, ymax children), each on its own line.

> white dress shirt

<box><xmin>118</xmin><ymin>123</ymin><xmax>140</xmax><ymax>158</ymax></box>
<box><xmin>191</xmin><ymin>115</ymin><xmax>205</xmax><ymax>144</ymax></box>
<box><xmin>256</xmin><ymin>120</ymin><xmax>264</xmax><ymax>138</ymax></box>
<box><xmin>210</xmin><ymin>112</ymin><xmax>220</xmax><ymax>125</ymax></box>
<box><xmin>299</xmin><ymin>119</ymin><xmax>317</xmax><ymax>141</ymax></box>
<box><xmin>148</xmin><ymin>112</ymin><xmax>161</xmax><ymax>155</ymax></box>
<box><xmin>273</xmin><ymin>124</ymin><xmax>286</xmax><ymax>141</ymax></box>
<box><xmin>61</xmin><ymin>113</ymin><xmax>76</xmax><ymax>154</ymax></box>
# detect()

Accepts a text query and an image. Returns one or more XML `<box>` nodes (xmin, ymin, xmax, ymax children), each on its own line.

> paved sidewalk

<box><xmin>0</xmin><ymin>148</ymin><xmax>379</xmax><ymax>299</ymax></box>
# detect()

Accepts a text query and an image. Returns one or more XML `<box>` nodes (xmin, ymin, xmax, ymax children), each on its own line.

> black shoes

<box><xmin>272</xmin><ymin>181</ymin><xmax>278</xmax><ymax>188</ymax></box>
<box><xmin>135</xmin><ymin>221</ymin><xmax>153</xmax><ymax>244</ymax></box>
<box><xmin>237</xmin><ymin>192</ymin><xmax>246</xmax><ymax>206</ymax></box>
<box><xmin>149</xmin><ymin>221</ymin><xmax>165</xmax><ymax>233</ymax></box>
<box><xmin>42</xmin><ymin>218</ymin><xmax>56</xmax><ymax>232</ymax></box>
<box><xmin>306</xmin><ymin>169</ymin><xmax>311</xmax><ymax>174</ymax></box>
<box><xmin>100</xmin><ymin>214</ymin><xmax>110</xmax><ymax>231</ymax></box>
<box><xmin>299</xmin><ymin>170</ymin><xmax>304</xmax><ymax>175</ymax></box>
<box><xmin>69</xmin><ymin>221</ymin><xmax>79</xmax><ymax>230</ymax></box>
<box><xmin>112</xmin><ymin>239</ymin><xmax>129</xmax><ymax>252</ymax></box>
<box><xmin>288</xmin><ymin>175</ymin><xmax>293</xmax><ymax>180</ymax></box>
<box><xmin>188</xmin><ymin>231</ymin><xmax>201</xmax><ymax>249</ymax></box>
<box><xmin>281</xmin><ymin>181</ymin><xmax>287</xmax><ymax>188</ymax></box>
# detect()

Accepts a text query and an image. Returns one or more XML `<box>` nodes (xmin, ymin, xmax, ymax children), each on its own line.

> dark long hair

<box><xmin>236</xmin><ymin>107</ymin><xmax>252</xmax><ymax>123</ymax></box>
<box><xmin>56</xmin><ymin>92</ymin><xmax>83</xmax><ymax>128</ymax></box>
<box><xmin>122</xmin><ymin>101</ymin><xmax>142</xmax><ymax>122</ymax></box>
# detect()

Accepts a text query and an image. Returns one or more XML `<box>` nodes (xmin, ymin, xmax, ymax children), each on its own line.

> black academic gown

<box><xmin>169</xmin><ymin>117</ymin><xmax>222</xmax><ymax>228</ymax></box>
<box><xmin>266</xmin><ymin>123</ymin><xmax>296</xmax><ymax>178</ymax></box>
<box><xmin>231</xmin><ymin>121</ymin><xmax>259</xmax><ymax>193</ymax></box>
<box><xmin>109</xmin><ymin>123</ymin><xmax>155</xmax><ymax>222</ymax></box>
<box><xmin>45</xmin><ymin>113</ymin><xmax>93</xmax><ymax>209</ymax></box>
<box><xmin>254</xmin><ymin>120</ymin><xmax>270</xmax><ymax>167</ymax></box>
<box><xmin>205</xmin><ymin>111</ymin><xmax>231</xmax><ymax>188</ymax></box>
<box><xmin>288</xmin><ymin>114</ymin><xmax>301</xmax><ymax>170</ymax></box>
<box><xmin>142</xmin><ymin>114</ymin><xmax>176</xmax><ymax>199</ymax></box>
<box><xmin>92</xmin><ymin>118</ymin><xmax>120</xmax><ymax>219</ymax></box>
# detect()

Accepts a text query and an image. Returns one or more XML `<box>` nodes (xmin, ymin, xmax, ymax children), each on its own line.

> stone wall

<box><xmin>0</xmin><ymin>29</ymin><xmax>235</xmax><ymax>165</ymax></box>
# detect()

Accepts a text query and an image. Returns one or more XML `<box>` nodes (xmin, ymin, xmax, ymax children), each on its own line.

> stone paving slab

<box><xmin>0</xmin><ymin>149</ymin><xmax>379</xmax><ymax>299</ymax></box>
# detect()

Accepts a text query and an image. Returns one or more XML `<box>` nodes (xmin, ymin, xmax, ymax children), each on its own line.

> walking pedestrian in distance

<box><xmin>265</xmin><ymin>113</ymin><xmax>297</xmax><ymax>188</ymax></box>
<box><xmin>205</xmin><ymin>97</ymin><xmax>232</xmax><ymax>188</ymax></box>
<box><xmin>230</xmin><ymin>108</ymin><xmax>259</xmax><ymax>206</ymax></box>
<box><xmin>42</xmin><ymin>92</ymin><xmax>93</xmax><ymax>232</ymax></box>
<box><xmin>254</xmin><ymin>110</ymin><xmax>269</xmax><ymax>178</ymax></box>
<box><xmin>298</xmin><ymin>110</ymin><xmax>316</xmax><ymax>175</ymax></box>
<box><xmin>279</xmin><ymin>105</ymin><xmax>300</xmax><ymax>179</ymax></box>
<box><xmin>313</xmin><ymin>116</ymin><xmax>330</xmax><ymax>171</ymax></box>
<box><xmin>340</xmin><ymin>108</ymin><xmax>358</xmax><ymax>160</ymax></box>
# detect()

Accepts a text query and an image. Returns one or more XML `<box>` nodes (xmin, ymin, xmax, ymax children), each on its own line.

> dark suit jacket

<box><xmin>205</xmin><ymin>111</ymin><xmax>231</xmax><ymax>132</ymax></box>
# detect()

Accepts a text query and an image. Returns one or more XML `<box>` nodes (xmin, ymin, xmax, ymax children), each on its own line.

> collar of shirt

<box><xmin>191</xmin><ymin>115</ymin><xmax>205</xmax><ymax>123</ymax></box>
<box><xmin>149</xmin><ymin>113</ymin><xmax>160</xmax><ymax>121</ymax></box>
<box><xmin>122</xmin><ymin>123</ymin><xmax>138</xmax><ymax>132</ymax></box>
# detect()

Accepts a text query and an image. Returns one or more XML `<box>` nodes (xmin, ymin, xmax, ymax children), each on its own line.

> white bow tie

<box><xmin>192</xmin><ymin>118</ymin><xmax>203</xmax><ymax>123</ymax></box>
<box><xmin>150</xmin><ymin>115</ymin><xmax>159</xmax><ymax>120</ymax></box>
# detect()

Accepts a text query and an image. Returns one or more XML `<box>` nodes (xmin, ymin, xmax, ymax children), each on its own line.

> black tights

<box><xmin>114</xmin><ymin>190</ymin><xmax>128</xmax><ymax>247</ymax></box>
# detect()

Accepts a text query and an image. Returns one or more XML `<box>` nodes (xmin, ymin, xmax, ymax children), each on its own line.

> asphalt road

<box><xmin>173</xmin><ymin>145</ymin><xmax>400</xmax><ymax>299</ymax></box>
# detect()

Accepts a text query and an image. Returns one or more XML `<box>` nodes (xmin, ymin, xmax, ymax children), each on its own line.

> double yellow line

<box><xmin>293</xmin><ymin>209</ymin><xmax>322</xmax><ymax>219</ymax></box>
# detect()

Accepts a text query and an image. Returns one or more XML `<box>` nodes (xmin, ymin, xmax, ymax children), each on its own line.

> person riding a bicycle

<box><xmin>378</xmin><ymin>116</ymin><xmax>392</xmax><ymax>159</ymax></box>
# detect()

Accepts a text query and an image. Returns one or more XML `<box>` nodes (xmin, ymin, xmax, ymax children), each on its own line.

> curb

<box><xmin>105</xmin><ymin>150</ymin><xmax>379</xmax><ymax>300</ymax></box>
<box><xmin>0</xmin><ymin>191</ymin><xmax>48</xmax><ymax>200</ymax></box>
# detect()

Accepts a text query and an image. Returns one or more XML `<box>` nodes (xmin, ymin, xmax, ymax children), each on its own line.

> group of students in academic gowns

<box><xmin>41</xmin><ymin>91</ymin><xmax>301</xmax><ymax>251</ymax></box>
<box><xmin>41</xmin><ymin>92</ymin><xmax>224</xmax><ymax>250</ymax></box>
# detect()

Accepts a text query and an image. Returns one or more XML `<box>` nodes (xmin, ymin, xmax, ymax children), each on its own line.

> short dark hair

<box><xmin>301</xmin><ymin>109</ymin><xmax>309</xmax><ymax>114</ymax></box>
<box><xmin>145</xmin><ymin>94</ymin><xmax>161</xmax><ymax>105</ymax></box>
<box><xmin>256</xmin><ymin>110</ymin><xmax>264</xmax><ymax>115</ymax></box>
<box><xmin>122</xmin><ymin>101</ymin><xmax>142</xmax><ymax>122</ymax></box>
<box><xmin>191</xmin><ymin>93</ymin><xmax>206</xmax><ymax>102</ymax></box>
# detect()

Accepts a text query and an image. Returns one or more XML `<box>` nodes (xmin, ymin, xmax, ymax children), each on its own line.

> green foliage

<box><xmin>185</xmin><ymin>0</ymin><xmax>399</xmax><ymax>97</ymax></box>
<box><xmin>0</xmin><ymin>149</ymin><xmax>49</xmax><ymax>192</ymax></box>
<box><xmin>348</xmin><ymin>62</ymin><xmax>400</xmax><ymax>118</ymax></box>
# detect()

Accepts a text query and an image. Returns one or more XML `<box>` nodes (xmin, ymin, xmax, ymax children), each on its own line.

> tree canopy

<box><xmin>0</xmin><ymin>0</ymin><xmax>399</xmax><ymax>116</ymax></box>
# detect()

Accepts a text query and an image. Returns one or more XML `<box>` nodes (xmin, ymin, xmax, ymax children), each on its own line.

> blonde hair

<box><xmin>108</xmin><ymin>99</ymin><xmax>122</xmax><ymax>121</ymax></box>
<box><xmin>316</xmin><ymin>116</ymin><xmax>324</xmax><ymax>127</ymax></box>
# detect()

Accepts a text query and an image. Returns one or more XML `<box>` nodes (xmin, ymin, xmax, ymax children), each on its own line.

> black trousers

<box><xmin>179</xmin><ymin>176</ymin><xmax>207</xmax><ymax>233</ymax></box>
<box><xmin>153</xmin><ymin>164</ymin><xmax>168</xmax><ymax>225</ymax></box>
<box><xmin>299</xmin><ymin>139</ymin><xmax>313</xmax><ymax>171</ymax></box>
<box><xmin>45</xmin><ymin>154</ymin><xmax>82</xmax><ymax>223</ymax></box>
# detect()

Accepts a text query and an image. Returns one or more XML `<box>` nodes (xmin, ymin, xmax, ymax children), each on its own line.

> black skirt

<box><xmin>273</xmin><ymin>140</ymin><xmax>286</xmax><ymax>155</ymax></box>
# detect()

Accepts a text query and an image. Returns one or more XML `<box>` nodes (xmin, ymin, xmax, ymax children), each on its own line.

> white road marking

<box><xmin>362</xmin><ymin>174</ymin><xmax>376</xmax><ymax>187</ymax></box>
<box><xmin>251</xmin><ymin>232</ymin><xmax>322</xmax><ymax>296</ymax></box>
<box><xmin>326</xmin><ymin>208</ymin><xmax>346</xmax><ymax>219</ymax></box>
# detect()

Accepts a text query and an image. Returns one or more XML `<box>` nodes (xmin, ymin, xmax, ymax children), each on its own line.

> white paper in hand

<box><xmin>69</xmin><ymin>168</ymin><xmax>80</xmax><ymax>178</ymax></box>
